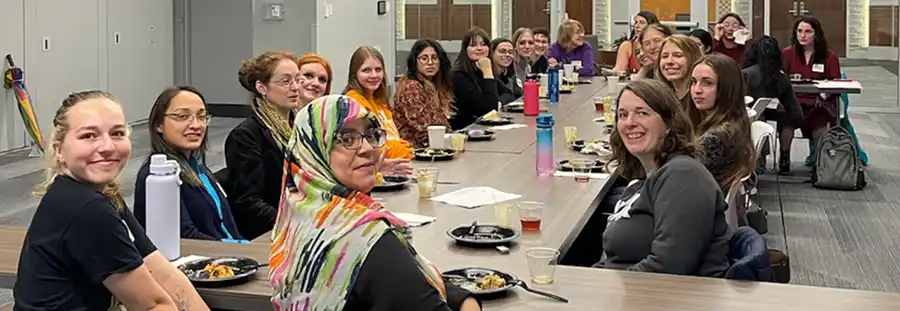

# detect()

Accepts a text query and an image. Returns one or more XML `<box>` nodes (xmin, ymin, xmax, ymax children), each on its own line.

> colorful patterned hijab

<box><xmin>268</xmin><ymin>95</ymin><xmax>447</xmax><ymax>310</ymax></box>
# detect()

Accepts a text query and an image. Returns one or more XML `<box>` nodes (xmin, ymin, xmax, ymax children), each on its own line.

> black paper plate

<box><xmin>558</xmin><ymin>159</ymin><xmax>605</xmax><ymax>173</ymax></box>
<box><xmin>476</xmin><ymin>116</ymin><xmax>514</xmax><ymax>126</ymax></box>
<box><xmin>442</xmin><ymin>267</ymin><xmax>518</xmax><ymax>296</ymax></box>
<box><xmin>464</xmin><ymin>129</ymin><xmax>495</xmax><ymax>141</ymax></box>
<box><xmin>372</xmin><ymin>175</ymin><xmax>411</xmax><ymax>192</ymax></box>
<box><xmin>413</xmin><ymin>148</ymin><xmax>456</xmax><ymax>161</ymax></box>
<box><xmin>178</xmin><ymin>257</ymin><xmax>264</xmax><ymax>287</ymax></box>
<box><xmin>447</xmin><ymin>223</ymin><xmax>519</xmax><ymax>246</ymax></box>
<box><xmin>503</xmin><ymin>103</ymin><xmax>524</xmax><ymax>112</ymax></box>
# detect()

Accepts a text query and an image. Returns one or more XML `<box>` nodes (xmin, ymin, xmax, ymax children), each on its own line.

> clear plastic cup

<box><xmin>415</xmin><ymin>167</ymin><xmax>440</xmax><ymax>198</ymax></box>
<box><xmin>525</xmin><ymin>247</ymin><xmax>560</xmax><ymax>284</ymax></box>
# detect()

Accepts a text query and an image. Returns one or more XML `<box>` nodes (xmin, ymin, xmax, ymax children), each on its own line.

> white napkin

<box><xmin>170</xmin><ymin>255</ymin><xmax>208</xmax><ymax>266</ymax></box>
<box><xmin>393</xmin><ymin>212</ymin><xmax>437</xmax><ymax>227</ymax></box>
<box><xmin>553</xmin><ymin>171</ymin><xmax>610</xmax><ymax>179</ymax></box>
<box><xmin>489</xmin><ymin>124</ymin><xmax>527</xmax><ymax>131</ymax></box>
<box><xmin>430</xmin><ymin>186</ymin><xmax>522</xmax><ymax>209</ymax></box>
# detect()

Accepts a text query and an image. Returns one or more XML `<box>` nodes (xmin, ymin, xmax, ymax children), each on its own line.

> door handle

<box><xmin>799</xmin><ymin>2</ymin><xmax>809</xmax><ymax>15</ymax></box>
<box><xmin>543</xmin><ymin>1</ymin><xmax>550</xmax><ymax>14</ymax></box>
<box><xmin>788</xmin><ymin>1</ymin><xmax>798</xmax><ymax>16</ymax></box>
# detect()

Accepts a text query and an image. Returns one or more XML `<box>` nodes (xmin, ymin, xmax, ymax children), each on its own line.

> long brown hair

<box><xmin>687</xmin><ymin>54</ymin><xmax>756</xmax><ymax>190</ymax></box>
<box><xmin>34</xmin><ymin>91</ymin><xmax>129</xmax><ymax>209</ymax></box>
<box><xmin>609</xmin><ymin>80</ymin><xmax>703</xmax><ymax>180</ymax></box>
<box><xmin>453</xmin><ymin>27</ymin><xmax>492</xmax><ymax>76</ymax></box>
<box><xmin>343</xmin><ymin>46</ymin><xmax>389</xmax><ymax>106</ymax></box>
<box><xmin>655</xmin><ymin>35</ymin><xmax>703</xmax><ymax>90</ymax></box>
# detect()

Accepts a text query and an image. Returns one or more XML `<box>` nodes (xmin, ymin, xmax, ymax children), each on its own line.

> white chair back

<box><xmin>751</xmin><ymin>121</ymin><xmax>776</xmax><ymax>169</ymax></box>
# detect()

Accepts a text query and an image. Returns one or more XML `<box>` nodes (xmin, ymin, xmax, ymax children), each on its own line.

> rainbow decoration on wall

<box><xmin>4</xmin><ymin>54</ymin><xmax>44</xmax><ymax>152</ymax></box>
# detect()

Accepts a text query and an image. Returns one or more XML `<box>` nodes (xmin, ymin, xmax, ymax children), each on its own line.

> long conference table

<box><xmin>2</xmin><ymin>78</ymin><xmax>900</xmax><ymax>310</ymax></box>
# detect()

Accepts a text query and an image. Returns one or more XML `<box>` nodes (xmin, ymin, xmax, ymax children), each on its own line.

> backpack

<box><xmin>812</xmin><ymin>126</ymin><xmax>866</xmax><ymax>190</ymax></box>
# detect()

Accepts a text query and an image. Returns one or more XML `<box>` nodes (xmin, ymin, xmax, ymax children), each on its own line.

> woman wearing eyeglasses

<box><xmin>134</xmin><ymin>86</ymin><xmax>245</xmax><ymax>242</ymax></box>
<box><xmin>224</xmin><ymin>50</ymin><xmax>301</xmax><ymax>240</ymax></box>
<box><xmin>393</xmin><ymin>39</ymin><xmax>454</xmax><ymax>148</ymax></box>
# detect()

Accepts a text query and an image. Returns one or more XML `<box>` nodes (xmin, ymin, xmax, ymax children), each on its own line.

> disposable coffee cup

<box><xmin>427</xmin><ymin>126</ymin><xmax>447</xmax><ymax>149</ymax></box>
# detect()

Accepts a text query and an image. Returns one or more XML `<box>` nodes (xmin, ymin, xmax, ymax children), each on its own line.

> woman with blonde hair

<box><xmin>548</xmin><ymin>19</ymin><xmax>595</xmax><ymax>76</ymax></box>
<box><xmin>15</xmin><ymin>91</ymin><xmax>208</xmax><ymax>311</ymax></box>
<box><xmin>633</xmin><ymin>23</ymin><xmax>673</xmax><ymax>80</ymax></box>
<box><xmin>511</xmin><ymin>27</ymin><xmax>547</xmax><ymax>80</ymax></box>
<box><xmin>655</xmin><ymin>35</ymin><xmax>704</xmax><ymax>102</ymax></box>
<box><xmin>344</xmin><ymin>46</ymin><xmax>415</xmax><ymax>163</ymax></box>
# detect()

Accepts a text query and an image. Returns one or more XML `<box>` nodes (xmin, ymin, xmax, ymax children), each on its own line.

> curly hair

<box><xmin>609</xmin><ymin>79</ymin><xmax>703</xmax><ymax>180</ymax></box>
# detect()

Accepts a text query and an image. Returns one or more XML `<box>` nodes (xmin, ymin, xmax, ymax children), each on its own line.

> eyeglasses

<box><xmin>271</xmin><ymin>77</ymin><xmax>302</xmax><ymax>87</ymax></box>
<box><xmin>335</xmin><ymin>128</ymin><xmax>386</xmax><ymax>150</ymax></box>
<box><xmin>165</xmin><ymin>113</ymin><xmax>211</xmax><ymax>125</ymax></box>
<box><xmin>418</xmin><ymin>55</ymin><xmax>440</xmax><ymax>64</ymax></box>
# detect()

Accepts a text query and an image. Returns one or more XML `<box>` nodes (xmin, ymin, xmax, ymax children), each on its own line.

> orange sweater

<box><xmin>345</xmin><ymin>90</ymin><xmax>413</xmax><ymax>159</ymax></box>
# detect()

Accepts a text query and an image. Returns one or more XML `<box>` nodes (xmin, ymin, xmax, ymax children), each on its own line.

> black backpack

<box><xmin>812</xmin><ymin>126</ymin><xmax>866</xmax><ymax>191</ymax></box>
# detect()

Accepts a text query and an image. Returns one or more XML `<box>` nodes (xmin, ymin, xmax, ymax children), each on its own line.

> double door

<box><xmin>512</xmin><ymin>0</ymin><xmax>593</xmax><ymax>35</ymax></box>
<box><xmin>768</xmin><ymin>0</ymin><xmax>846</xmax><ymax>56</ymax></box>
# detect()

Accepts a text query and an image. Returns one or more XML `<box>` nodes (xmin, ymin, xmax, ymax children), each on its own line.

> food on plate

<box><xmin>446</xmin><ymin>273</ymin><xmax>508</xmax><ymax>291</ymax></box>
<box><xmin>560</xmin><ymin>84</ymin><xmax>576</xmax><ymax>92</ymax></box>
<box><xmin>182</xmin><ymin>263</ymin><xmax>236</xmax><ymax>280</ymax></box>
<box><xmin>204</xmin><ymin>264</ymin><xmax>235</xmax><ymax>279</ymax></box>
<box><xmin>375</xmin><ymin>173</ymin><xmax>385</xmax><ymax>186</ymax></box>
<box><xmin>416</xmin><ymin>148</ymin><xmax>451</xmax><ymax>157</ymax></box>
<box><xmin>478</xmin><ymin>274</ymin><xmax>507</xmax><ymax>289</ymax></box>
<box><xmin>480</xmin><ymin>110</ymin><xmax>503</xmax><ymax>122</ymax></box>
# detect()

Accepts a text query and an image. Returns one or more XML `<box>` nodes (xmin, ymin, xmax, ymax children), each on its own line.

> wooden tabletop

<box><xmin>5</xmin><ymin>227</ymin><xmax>900</xmax><ymax>311</ymax></box>
<box><xmin>5</xmin><ymin>78</ymin><xmax>899</xmax><ymax>310</ymax></box>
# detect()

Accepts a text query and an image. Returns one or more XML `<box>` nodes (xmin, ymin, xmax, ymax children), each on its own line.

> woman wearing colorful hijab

<box><xmin>268</xmin><ymin>95</ymin><xmax>481</xmax><ymax>311</ymax></box>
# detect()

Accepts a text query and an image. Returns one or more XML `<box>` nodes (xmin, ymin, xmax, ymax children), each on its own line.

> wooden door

<box><xmin>566</xmin><ymin>0</ymin><xmax>593</xmax><ymax>34</ymax></box>
<box><xmin>752</xmin><ymin>0</ymin><xmax>764</xmax><ymax>41</ymax></box>
<box><xmin>769</xmin><ymin>0</ymin><xmax>847</xmax><ymax>56</ymax></box>
<box><xmin>512</xmin><ymin>0</ymin><xmax>550</xmax><ymax>32</ymax></box>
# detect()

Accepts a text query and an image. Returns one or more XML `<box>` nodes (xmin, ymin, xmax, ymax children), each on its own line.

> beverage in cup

<box><xmin>517</xmin><ymin>201</ymin><xmax>545</xmax><ymax>231</ymax></box>
<box><xmin>525</xmin><ymin>247</ymin><xmax>560</xmax><ymax>284</ymax></box>
<box><xmin>415</xmin><ymin>167</ymin><xmax>440</xmax><ymax>198</ymax></box>
<box><xmin>568</xmin><ymin>159</ymin><xmax>594</xmax><ymax>183</ymax></box>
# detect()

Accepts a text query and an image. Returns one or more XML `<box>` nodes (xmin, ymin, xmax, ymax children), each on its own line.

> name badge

<box><xmin>812</xmin><ymin>63</ymin><xmax>825</xmax><ymax>73</ymax></box>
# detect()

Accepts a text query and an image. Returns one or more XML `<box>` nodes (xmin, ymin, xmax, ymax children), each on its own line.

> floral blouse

<box><xmin>391</xmin><ymin>77</ymin><xmax>451</xmax><ymax>148</ymax></box>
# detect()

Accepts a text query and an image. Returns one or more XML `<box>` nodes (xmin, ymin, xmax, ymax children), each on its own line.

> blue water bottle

<box><xmin>548</xmin><ymin>66</ymin><xmax>560</xmax><ymax>104</ymax></box>
<box><xmin>535</xmin><ymin>114</ymin><xmax>555</xmax><ymax>177</ymax></box>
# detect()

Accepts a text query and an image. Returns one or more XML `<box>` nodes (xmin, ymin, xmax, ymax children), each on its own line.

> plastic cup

<box><xmin>450</xmin><ymin>133</ymin><xmax>467</xmax><ymax>153</ymax></box>
<box><xmin>607</xmin><ymin>76</ymin><xmax>620</xmax><ymax>95</ymax></box>
<box><xmin>568</xmin><ymin>159</ymin><xmax>594</xmax><ymax>183</ymax></box>
<box><xmin>525</xmin><ymin>247</ymin><xmax>560</xmax><ymax>284</ymax></box>
<box><xmin>427</xmin><ymin>126</ymin><xmax>447</xmax><ymax>149</ymax></box>
<box><xmin>415</xmin><ymin>167</ymin><xmax>440</xmax><ymax>198</ymax></box>
<box><xmin>563</xmin><ymin>64</ymin><xmax>575</xmax><ymax>78</ymax></box>
<box><xmin>517</xmin><ymin>201</ymin><xmax>545</xmax><ymax>231</ymax></box>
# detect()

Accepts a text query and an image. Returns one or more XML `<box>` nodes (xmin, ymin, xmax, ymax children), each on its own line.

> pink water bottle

<box><xmin>523</xmin><ymin>79</ymin><xmax>539</xmax><ymax>116</ymax></box>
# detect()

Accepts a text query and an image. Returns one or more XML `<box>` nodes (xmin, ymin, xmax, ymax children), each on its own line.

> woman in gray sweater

<box><xmin>597</xmin><ymin>79</ymin><xmax>730</xmax><ymax>277</ymax></box>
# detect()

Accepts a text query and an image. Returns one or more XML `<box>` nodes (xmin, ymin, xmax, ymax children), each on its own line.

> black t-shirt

<box><xmin>14</xmin><ymin>175</ymin><xmax>157</xmax><ymax>311</ymax></box>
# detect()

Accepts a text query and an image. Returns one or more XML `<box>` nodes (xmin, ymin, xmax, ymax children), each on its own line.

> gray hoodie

<box><xmin>597</xmin><ymin>154</ymin><xmax>731</xmax><ymax>277</ymax></box>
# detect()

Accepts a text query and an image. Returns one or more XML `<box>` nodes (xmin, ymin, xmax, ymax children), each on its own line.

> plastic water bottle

<box><xmin>536</xmin><ymin>114</ymin><xmax>555</xmax><ymax>177</ymax></box>
<box><xmin>523</xmin><ymin>78</ymin><xmax>540</xmax><ymax>116</ymax></box>
<box><xmin>145</xmin><ymin>154</ymin><xmax>181</xmax><ymax>261</ymax></box>
<box><xmin>548</xmin><ymin>67</ymin><xmax>560</xmax><ymax>104</ymax></box>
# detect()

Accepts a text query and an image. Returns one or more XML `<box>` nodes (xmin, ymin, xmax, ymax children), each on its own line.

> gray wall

<box><xmin>317</xmin><ymin>0</ymin><xmax>397</xmax><ymax>95</ymax></box>
<box><xmin>179</xmin><ymin>0</ymin><xmax>317</xmax><ymax>105</ymax></box>
<box><xmin>0</xmin><ymin>0</ymin><xmax>173</xmax><ymax>152</ymax></box>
